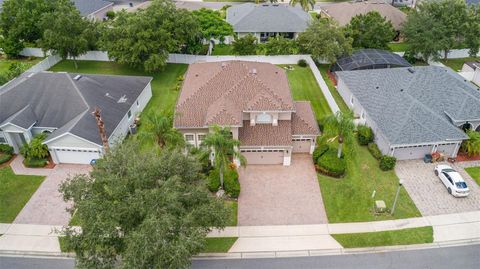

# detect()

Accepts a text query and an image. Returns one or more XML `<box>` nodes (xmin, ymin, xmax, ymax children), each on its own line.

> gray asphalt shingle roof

<box><xmin>73</xmin><ymin>0</ymin><xmax>113</xmax><ymax>16</ymax></box>
<box><xmin>0</xmin><ymin>72</ymin><xmax>152</xmax><ymax>146</ymax></box>
<box><xmin>226</xmin><ymin>3</ymin><xmax>311</xmax><ymax>33</ymax></box>
<box><xmin>336</xmin><ymin>66</ymin><xmax>479</xmax><ymax>145</ymax></box>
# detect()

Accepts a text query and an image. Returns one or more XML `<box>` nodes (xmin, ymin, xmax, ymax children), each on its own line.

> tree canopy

<box><xmin>298</xmin><ymin>19</ymin><xmax>352</xmax><ymax>63</ymax></box>
<box><xmin>101</xmin><ymin>0</ymin><xmax>200</xmax><ymax>72</ymax></box>
<box><xmin>60</xmin><ymin>140</ymin><xmax>228</xmax><ymax>269</ymax></box>
<box><xmin>231</xmin><ymin>34</ymin><xmax>258</xmax><ymax>55</ymax></box>
<box><xmin>192</xmin><ymin>8</ymin><xmax>233</xmax><ymax>43</ymax></box>
<box><xmin>345</xmin><ymin>11</ymin><xmax>396</xmax><ymax>50</ymax></box>
<box><xmin>263</xmin><ymin>36</ymin><xmax>299</xmax><ymax>55</ymax></box>
<box><xmin>290</xmin><ymin>0</ymin><xmax>315</xmax><ymax>11</ymax></box>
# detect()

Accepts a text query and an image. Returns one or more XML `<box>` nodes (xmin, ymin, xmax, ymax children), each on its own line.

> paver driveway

<box><xmin>395</xmin><ymin>160</ymin><xmax>480</xmax><ymax>216</ymax></box>
<box><xmin>12</xmin><ymin>158</ymin><xmax>91</xmax><ymax>226</ymax></box>
<box><xmin>238</xmin><ymin>154</ymin><xmax>328</xmax><ymax>226</ymax></box>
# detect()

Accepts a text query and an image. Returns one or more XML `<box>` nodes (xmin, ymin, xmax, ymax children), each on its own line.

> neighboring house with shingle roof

<box><xmin>174</xmin><ymin>61</ymin><xmax>320</xmax><ymax>166</ymax></box>
<box><xmin>0</xmin><ymin>72</ymin><xmax>152</xmax><ymax>164</ymax></box>
<box><xmin>336</xmin><ymin>66</ymin><xmax>480</xmax><ymax>160</ymax></box>
<box><xmin>226</xmin><ymin>3</ymin><xmax>312</xmax><ymax>43</ymax></box>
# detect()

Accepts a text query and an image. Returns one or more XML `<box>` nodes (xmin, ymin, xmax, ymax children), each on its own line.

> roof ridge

<box><xmin>65</xmin><ymin>73</ymin><xmax>90</xmax><ymax>111</ymax></box>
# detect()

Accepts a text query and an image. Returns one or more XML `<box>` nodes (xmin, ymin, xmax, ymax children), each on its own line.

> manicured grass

<box><xmin>316</xmin><ymin>64</ymin><xmax>349</xmax><ymax>113</ymax></box>
<box><xmin>0</xmin><ymin>167</ymin><xmax>45</xmax><ymax>223</ymax></box>
<box><xmin>203</xmin><ymin>237</ymin><xmax>237</xmax><ymax>253</ymax></box>
<box><xmin>281</xmin><ymin>64</ymin><xmax>332</xmax><ymax>121</ymax></box>
<box><xmin>332</xmin><ymin>227</ymin><xmax>433</xmax><ymax>248</ymax></box>
<box><xmin>58</xmin><ymin>237</ymin><xmax>71</xmax><ymax>253</ymax></box>
<box><xmin>440</xmin><ymin>57</ymin><xmax>480</xmax><ymax>71</ymax></box>
<box><xmin>387</xmin><ymin>42</ymin><xmax>408</xmax><ymax>52</ymax></box>
<box><xmin>225</xmin><ymin>200</ymin><xmax>238</xmax><ymax>226</ymax></box>
<box><xmin>465</xmin><ymin>166</ymin><xmax>480</xmax><ymax>186</ymax></box>
<box><xmin>212</xmin><ymin>44</ymin><xmax>233</xmax><ymax>56</ymax></box>
<box><xmin>0</xmin><ymin>57</ymin><xmax>42</xmax><ymax>73</ymax></box>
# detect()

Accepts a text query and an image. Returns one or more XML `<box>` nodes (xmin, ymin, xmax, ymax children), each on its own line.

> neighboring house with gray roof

<box><xmin>0</xmin><ymin>71</ymin><xmax>152</xmax><ymax>164</ymax></box>
<box><xmin>226</xmin><ymin>3</ymin><xmax>312</xmax><ymax>43</ymax></box>
<box><xmin>174</xmin><ymin>61</ymin><xmax>320</xmax><ymax>166</ymax></box>
<box><xmin>336</xmin><ymin>66</ymin><xmax>480</xmax><ymax>160</ymax></box>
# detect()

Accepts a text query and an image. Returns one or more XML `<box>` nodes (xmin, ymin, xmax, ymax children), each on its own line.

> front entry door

<box><xmin>10</xmin><ymin>132</ymin><xmax>27</xmax><ymax>153</ymax></box>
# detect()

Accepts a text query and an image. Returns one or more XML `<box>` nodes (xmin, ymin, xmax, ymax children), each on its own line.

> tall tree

<box><xmin>290</xmin><ymin>0</ymin><xmax>315</xmax><ymax>11</ymax></box>
<box><xmin>59</xmin><ymin>140</ymin><xmax>228</xmax><ymax>269</ymax></box>
<box><xmin>202</xmin><ymin>126</ymin><xmax>245</xmax><ymax>190</ymax></box>
<box><xmin>39</xmin><ymin>1</ymin><xmax>90</xmax><ymax>69</ymax></box>
<box><xmin>322</xmin><ymin>111</ymin><xmax>355</xmax><ymax>158</ymax></box>
<box><xmin>192</xmin><ymin>8</ymin><xmax>233</xmax><ymax>43</ymax></box>
<box><xmin>101</xmin><ymin>0</ymin><xmax>200</xmax><ymax>72</ymax></box>
<box><xmin>263</xmin><ymin>36</ymin><xmax>299</xmax><ymax>55</ymax></box>
<box><xmin>297</xmin><ymin>19</ymin><xmax>352</xmax><ymax>63</ymax></box>
<box><xmin>465</xmin><ymin>5</ymin><xmax>480</xmax><ymax>57</ymax></box>
<box><xmin>345</xmin><ymin>11</ymin><xmax>396</xmax><ymax>50</ymax></box>
<box><xmin>231</xmin><ymin>34</ymin><xmax>258</xmax><ymax>55</ymax></box>
<box><xmin>141</xmin><ymin>112</ymin><xmax>185</xmax><ymax>149</ymax></box>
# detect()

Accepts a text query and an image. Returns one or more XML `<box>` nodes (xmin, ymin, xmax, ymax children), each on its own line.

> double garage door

<box><xmin>393</xmin><ymin>143</ymin><xmax>457</xmax><ymax>160</ymax></box>
<box><xmin>240</xmin><ymin>149</ymin><xmax>284</xmax><ymax>165</ymax></box>
<box><xmin>54</xmin><ymin>148</ymin><xmax>100</xmax><ymax>164</ymax></box>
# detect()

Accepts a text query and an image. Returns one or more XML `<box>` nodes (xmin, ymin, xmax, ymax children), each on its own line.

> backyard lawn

<box><xmin>332</xmin><ymin>226</ymin><xmax>433</xmax><ymax>248</ymax></box>
<box><xmin>440</xmin><ymin>57</ymin><xmax>480</xmax><ymax>71</ymax></box>
<box><xmin>465</xmin><ymin>166</ymin><xmax>480</xmax><ymax>186</ymax></box>
<box><xmin>387</xmin><ymin>42</ymin><xmax>408</xmax><ymax>52</ymax></box>
<box><xmin>212</xmin><ymin>44</ymin><xmax>233</xmax><ymax>56</ymax></box>
<box><xmin>0</xmin><ymin>167</ymin><xmax>45</xmax><ymax>223</ymax></box>
<box><xmin>0</xmin><ymin>56</ymin><xmax>42</xmax><ymax>73</ymax></box>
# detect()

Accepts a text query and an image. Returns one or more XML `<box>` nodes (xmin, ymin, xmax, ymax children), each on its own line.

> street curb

<box><xmin>0</xmin><ymin>250</ymin><xmax>74</xmax><ymax>258</ymax></box>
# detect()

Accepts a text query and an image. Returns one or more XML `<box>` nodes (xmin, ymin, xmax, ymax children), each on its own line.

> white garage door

<box><xmin>293</xmin><ymin>139</ymin><xmax>311</xmax><ymax>153</ymax></box>
<box><xmin>436</xmin><ymin>143</ymin><xmax>458</xmax><ymax>157</ymax></box>
<box><xmin>54</xmin><ymin>148</ymin><xmax>100</xmax><ymax>164</ymax></box>
<box><xmin>393</xmin><ymin>145</ymin><xmax>433</xmax><ymax>160</ymax></box>
<box><xmin>240</xmin><ymin>149</ymin><xmax>284</xmax><ymax>165</ymax></box>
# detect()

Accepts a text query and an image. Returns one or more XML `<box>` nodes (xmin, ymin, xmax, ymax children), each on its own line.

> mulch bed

<box><xmin>456</xmin><ymin>153</ymin><xmax>480</xmax><ymax>162</ymax></box>
<box><xmin>327</xmin><ymin>70</ymin><xmax>338</xmax><ymax>86</ymax></box>
<box><xmin>0</xmin><ymin>154</ymin><xmax>16</xmax><ymax>169</ymax></box>
<box><xmin>44</xmin><ymin>155</ymin><xmax>56</xmax><ymax>169</ymax></box>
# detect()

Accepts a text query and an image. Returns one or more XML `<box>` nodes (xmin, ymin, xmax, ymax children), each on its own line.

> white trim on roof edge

<box><xmin>43</xmin><ymin>131</ymin><xmax>102</xmax><ymax>148</ymax></box>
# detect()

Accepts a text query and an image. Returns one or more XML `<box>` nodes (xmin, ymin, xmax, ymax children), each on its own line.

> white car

<box><xmin>434</xmin><ymin>165</ymin><xmax>470</xmax><ymax>197</ymax></box>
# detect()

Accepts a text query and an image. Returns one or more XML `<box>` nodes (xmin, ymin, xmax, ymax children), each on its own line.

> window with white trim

<box><xmin>256</xmin><ymin>113</ymin><xmax>272</xmax><ymax>124</ymax></box>
<box><xmin>197</xmin><ymin>134</ymin><xmax>206</xmax><ymax>145</ymax></box>
<box><xmin>361</xmin><ymin>110</ymin><xmax>366</xmax><ymax>119</ymax></box>
<box><xmin>185</xmin><ymin>134</ymin><xmax>195</xmax><ymax>145</ymax></box>
<box><xmin>127</xmin><ymin>110</ymin><xmax>132</xmax><ymax>119</ymax></box>
<box><xmin>350</xmin><ymin>96</ymin><xmax>354</xmax><ymax>105</ymax></box>
<box><xmin>0</xmin><ymin>136</ymin><xmax>6</xmax><ymax>144</ymax></box>
<box><xmin>136</xmin><ymin>100</ymin><xmax>139</xmax><ymax>107</ymax></box>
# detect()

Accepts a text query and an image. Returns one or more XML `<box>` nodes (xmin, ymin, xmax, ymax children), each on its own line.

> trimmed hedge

<box><xmin>317</xmin><ymin>148</ymin><xmax>346</xmax><ymax>177</ymax></box>
<box><xmin>207</xmin><ymin>168</ymin><xmax>241</xmax><ymax>198</ymax></box>
<box><xmin>368</xmin><ymin>143</ymin><xmax>382</xmax><ymax>160</ymax></box>
<box><xmin>379</xmin><ymin>156</ymin><xmax>397</xmax><ymax>171</ymax></box>
<box><xmin>357</xmin><ymin>125</ymin><xmax>374</xmax><ymax>146</ymax></box>
<box><xmin>23</xmin><ymin>158</ymin><xmax>48</xmax><ymax>168</ymax></box>
<box><xmin>0</xmin><ymin>153</ymin><xmax>12</xmax><ymax>164</ymax></box>
<box><xmin>313</xmin><ymin>144</ymin><xmax>329</xmax><ymax>163</ymax></box>
<box><xmin>298</xmin><ymin>59</ymin><xmax>308</xmax><ymax>67</ymax></box>
<box><xmin>0</xmin><ymin>144</ymin><xmax>14</xmax><ymax>155</ymax></box>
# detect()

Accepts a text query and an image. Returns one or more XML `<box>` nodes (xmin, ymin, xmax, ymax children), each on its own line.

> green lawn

<box><xmin>0</xmin><ymin>167</ymin><xmax>45</xmax><ymax>223</ymax></box>
<box><xmin>332</xmin><ymin>227</ymin><xmax>433</xmax><ymax>248</ymax></box>
<box><xmin>465</xmin><ymin>166</ymin><xmax>480</xmax><ymax>186</ymax></box>
<box><xmin>0</xmin><ymin>57</ymin><xmax>42</xmax><ymax>73</ymax></box>
<box><xmin>440</xmin><ymin>57</ymin><xmax>480</xmax><ymax>71</ymax></box>
<box><xmin>387</xmin><ymin>42</ymin><xmax>408</xmax><ymax>52</ymax></box>
<box><xmin>281</xmin><ymin>65</ymin><xmax>332</xmax><ymax>121</ymax></box>
<box><xmin>212</xmin><ymin>44</ymin><xmax>233</xmax><ymax>56</ymax></box>
<box><xmin>225</xmin><ymin>200</ymin><xmax>238</xmax><ymax>226</ymax></box>
<box><xmin>316</xmin><ymin>64</ymin><xmax>349</xmax><ymax>113</ymax></box>
<box><xmin>203</xmin><ymin>237</ymin><xmax>238</xmax><ymax>253</ymax></box>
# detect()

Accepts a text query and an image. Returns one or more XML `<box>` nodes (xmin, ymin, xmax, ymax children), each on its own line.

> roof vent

<box><xmin>221</xmin><ymin>62</ymin><xmax>227</xmax><ymax>68</ymax></box>
<box><xmin>251</xmin><ymin>68</ymin><xmax>257</xmax><ymax>75</ymax></box>
<box><xmin>407</xmin><ymin>68</ymin><xmax>415</xmax><ymax>74</ymax></box>
<box><xmin>273</xmin><ymin>4</ymin><xmax>279</xmax><ymax>6</ymax></box>
<box><xmin>195</xmin><ymin>74</ymin><xmax>199</xmax><ymax>77</ymax></box>
<box><xmin>375</xmin><ymin>86</ymin><xmax>379</xmax><ymax>89</ymax></box>
<box><xmin>400</xmin><ymin>89</ymin><xmax>404</xmax><ymax>92</ymax></box>
<box><xmin>73</xmin><ymin>75</ymin><xmax>82</xmax><ymax>80</ymax></box>
<box><xmin>117</xmin><ymin>95</ymin><xmax>128</xmax><ymax>103</ymax></box>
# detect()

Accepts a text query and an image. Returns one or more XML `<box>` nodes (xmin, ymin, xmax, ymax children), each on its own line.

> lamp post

<box><xmin>391</xmin><ymin>179</ymin><xmax>404</xmax><ymax>216</ymax></box>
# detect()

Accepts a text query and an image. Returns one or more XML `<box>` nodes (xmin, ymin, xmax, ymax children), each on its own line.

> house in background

<box><xmin>226</xmin><ymin>3</ymin><xmax>312</xmax><ymax>43</ymax></box>
<box><xmin>174</xmin><ymin>61</ymin><xmax>320</xmax><ymax>166</ymax></box>
<box><xmin>331</xmin><ymin>49</ymin><xmax>412</xmax><ymax>73</ymax></box>
<box><xmin>0</xmin><ymin>72</ymin><xmax>152</xmax><ymax>164</ymax></box>
<box><xmin>73</xmin><ymin>0</ymin><xmax>114</xmax><ymax>21</ymax></box>
<box><xmin>461</xmin><ymin>61</ymin><xmax>480</xmax><ymax>86</ymax></box>
<box><xmin>336</xmin><ymin>66</ymin><xmax>480</xmax><ymax>160</ymax></box>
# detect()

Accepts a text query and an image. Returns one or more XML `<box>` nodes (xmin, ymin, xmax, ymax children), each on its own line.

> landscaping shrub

<box><xmin>313</xmin><ymin>144</ymin><xmax>329</xmax><ymax>163</ymax></box>
<box><xmin>224</xmin><ymin>169</ymin><xmax>240</xmax><ymax>198</ymax></box>
<box><xmin>368</xmin><ymin>143</ymin><xmax>382</xmax><ymax>160</ymax></box>
<box><xmin>106</xmin><ymin>10</ymin><xmax>115</xmax><ymax>20</ymax></box>
<box><xmin>357</xmin><ymin>125</ymin><xmax>374</xmax><ymax>146</ymax></box>
<box><xmin>0</xmin><ymin>153</ymin><xmax>12</xmax><ymax>164</ymax></box>
<box><xmin>298</xmin><ymin>59</ymin><xmax>308</xmax><ymax>67</ymax></box>
<box><xmin>207</xmin><ymin>169</ymin><xmax>221</xmax><ymax>192</ymax></box>
<box><xmin>379</xmin><ymin>156</ymin><xmax>396</xmax><ymax>171</ymax></box>
<box><xmin>317</xmin><ymin>148</ymin><xmax>346</xmax><ymax>177</ymax></box>
<box><xmin>0</xmin><ymin>144</ymin><xmax>14</xmax><ymax>155</ymax></box>
<box><xmin>23</xmin><ymin>158</ymin><xmax>48</xmax><ymax>168</ymax></box>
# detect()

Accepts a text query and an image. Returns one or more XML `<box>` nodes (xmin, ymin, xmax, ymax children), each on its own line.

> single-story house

<box><xmin>226</xmin><ymin>3</ymin><xmax>312</xmax><ymax>43</ymax></box>
<box><xmin>336</xmin><ymin>66</ymin><xmax>480</xmax><ymax>160</ymax></box>
<box><xmin>0</xmin><ymin>71</ymin><xmax>152</xmax><ymax>164</ymax></box>
<box><xmin>174</xmin><ymin>61</ymin><xmax>320</xmax><ymax>166</ymax></box>
<box><xmin>461</xmin><ymin>61</ymin><xmax>480</xmax><ymax>86</ymax></box>
<box><xmin>320</xmin><ymin>1</ymin><xmax>407</xmax><ymax>31</ymax></box>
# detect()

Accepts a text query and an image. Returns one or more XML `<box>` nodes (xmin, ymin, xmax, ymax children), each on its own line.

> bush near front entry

<box><xmin>316</xmin><ymin>146</ymin><xmax>346</xmax><ymax>178</ymax></box>
<box><xmin>0</xmin><ymin>144</ymin><xmax>14</xmax><ymax>164</ymax></box>
<box><xmin>207</xmin><ymin>167</ymin><xmax>241</xmax><ymax>198</ymax></box>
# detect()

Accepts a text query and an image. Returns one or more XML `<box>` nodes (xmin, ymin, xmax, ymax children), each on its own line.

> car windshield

<box><xmin>455</xmin><ymin>182</ymin><xmax>468</xmax><ymax>189</ymax></box>
<box><xmin>442</xmin><ymin>168</ymin><xmax>456</xmax><ymax>173</ymax></box>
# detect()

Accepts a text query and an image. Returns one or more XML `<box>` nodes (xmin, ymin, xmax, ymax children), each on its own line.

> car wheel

<box><xmin>434</xmin><ymin>170</ymin><xmax>439</xmax><ymax>176</ymax></box>
<box><xmin>448</xmin><ymin>188</ymin><xmax>452</xmax><ymax>195</ymax></box>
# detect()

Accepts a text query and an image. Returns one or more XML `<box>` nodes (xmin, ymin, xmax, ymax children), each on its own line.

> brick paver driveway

<box><xmin>395</xmin><ymin>160</ymin><xmax>480</xmax><ymax>216</ymax></box>
<box><xmin>238</xmin><ymin>154</ymin><xmax>328</xmax><ymax>226</ymax></box>
<box><xmin>13</xmin><ymin>161</ymin><xmax>91</xmax><ymax>226</ymax></box>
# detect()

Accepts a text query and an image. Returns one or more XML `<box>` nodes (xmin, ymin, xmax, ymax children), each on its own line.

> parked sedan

<box><xmin>434</xmin><ymin>165</ymin><xmax>470</xmax><ymax>197</ymax></box>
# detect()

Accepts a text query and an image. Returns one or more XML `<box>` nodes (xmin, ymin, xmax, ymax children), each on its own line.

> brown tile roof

<box><xmin>292</xmin><ymin>101</ymin><xmax>321</xmax><ymax>135</ymax></box>
<box><xmin>239</xmin><ymin>120</ymin><xmax>293</xmax><ymax>146</ymax></box>
<box><xmin>174</xmin><ymin>61</ymin><xmax>294</xmax><ymax>128</ymax></box>
<box><xmin>321</xmin><ymin>1</ymin><xmax>406</xmax><ymax>30</ymax></box>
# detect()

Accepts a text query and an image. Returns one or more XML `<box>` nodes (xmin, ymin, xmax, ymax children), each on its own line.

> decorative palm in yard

<box><xmin>322</xmin><ymin>111</ymin><xmax>355</xmax><ymax>158</ymax></box>
<box><xmin>202</xmin><ymin>126</ymin><xmax>245</xmax><ymax>190</ymax></box>
<box><xmin>290</xmin><ymin>0</ymin><xmax>315</xmax><ymax>11</ymax></box>
<box><xmin>462</xmin><ymin>130</ymin><xmax>480</xmax><ymax>157</ymax></box>
<box><xmin>141</xmin><ymin>112</ymin><xmax>184</xmax><ymax>149</ymax></box>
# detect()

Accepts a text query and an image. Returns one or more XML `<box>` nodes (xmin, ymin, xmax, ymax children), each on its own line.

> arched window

<box><xmin>256</xmin><ymin>113</ymin><xmax>272</xmax><ymax>124</ymax></box>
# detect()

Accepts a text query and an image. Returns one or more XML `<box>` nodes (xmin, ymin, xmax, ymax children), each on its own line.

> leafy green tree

<box><xmin>345</xmin><ymin>11</ymin><xmax>396</xmax><ymax>49</ymax></box>
<box><xmin>465</xmin><ymin>5</ymin><xmax>480</xmax><ymax>57</ymax></box>
<box><xmin>101</xmin><ymin>0</ymin><xmax>200</xmax><ymax>72</ymax></box>
<box><xmin>290</xmin><ymin>0</ymin><xmax>315</xmax><ymax>11</ymax></box>
<box><xmin>140</xmin><ymin>112</ymin><xmax>185</xmax><ymax>149</ymax></box>
<box><xmin>202</xmin><ymin>126</ymin><xmax>245</xmax><ymax>190</ymax></box>
<box><xmin>59</xmin><ymin>140</ymin><xmax>228</xmax><ymax>269</ymax></box>
<box><xmin>263</xmin><ymin>36</ymin><xmax>299</xmax><ymax>55</ymax></box>
<box><xmin>19</xmin><ymin>133</ymin><xmax>49</xmax><ymax>159</ymax></box>
<box><xmin>0</xmin><ymin>62</ymin><xmax>29</xmax><ymax>85</ymax></box>
<box><xmin>462</xmin><ymin>130</ymin><xmax>480</xmax><ymax>157</ymax></box>
<box><xmin>192</xmin><ymin>8</ymin><xmax>233</xmax><ymax>43</ymax></box>
<box><xmin>298</xmin><ymin>19</ymin><xmax>352</xmax><ymax>63</ymax></box>
<box><xmin>231</xmin><ymin>34</ymin><xmax>258</xmax><ymax>55</ymax></box>
<box><xmin>39</xmin><ymin>2</ymin><xmax>90</xmax><ymax>69</ymax></box>
<box><xmin>322</xmin><ymin>111</ymin><xmax>355</xmax><ymax>158</ymax></box>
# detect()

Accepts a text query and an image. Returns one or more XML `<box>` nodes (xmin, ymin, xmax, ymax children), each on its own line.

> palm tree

<box><xmin>289</xmin><ymin>0</ymin><xmax>315</xmax><ymax>11</ymax></box>
<box><xmin>322</xmin><ymin>111</ymin><xmax>355</xmax><ymax>158</ymax></box>
<box><xmin>141</xmin><ymin>112</ymin><xmax>184</xmax><ymax>148</ymax></box>
<box><xmin>202</xmin><ymin>126</ymin><xmax>246</xmax><ymax>190</ymax></box>
<box><xmin>461</xmin><ymin>130</ymin><xmax>480</xmax><ymax>157</ymax></box>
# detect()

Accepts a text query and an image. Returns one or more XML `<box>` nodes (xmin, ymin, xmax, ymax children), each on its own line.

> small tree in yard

<box><xmin>345</xmin><ymin>11</ymin><xmax>396</xmax><ymax>50</ymax></box>
<box><xmin>59</xmin><ymin>140</ymin><xmax>229</xmax><ymax>269</ymax></box>
<box><xmin>202</xmin><ymin>126</ymin><xmax>245</xmax><ymax>190</ymax></box>
<box><xmin>322</xmin><ymin>111</ymin><xmax>355</xmax><ymax>158</ymax></box>
<box><xmin>462</xmin><ymin>130</ymin><xmax>480</xmax><ymax>157</ymax></box>
<box><xmin>263</xmin><ymin>36</ymin><xmax>299</xmax><ymax>55</ymax></box>
<box><xmin>192</xmin><ymin>8</ymin><xmax>233</xmax><ymax>43</ymax></box>
<box><xmin>141</xmin><ymin>112</ymin><xmax>185</xmax><ymax>149</ymax></box>
<box><xmin>232</xmin><ymin>34</ymin><xmax>257</xmax><ymax>55</ymax></box>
